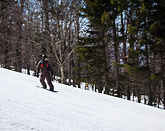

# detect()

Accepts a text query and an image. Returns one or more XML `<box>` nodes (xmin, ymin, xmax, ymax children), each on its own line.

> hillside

<box><xmin>0</xmin><ymin>68</ymin><xmax>165</xmax><ymax>131</ymax></box>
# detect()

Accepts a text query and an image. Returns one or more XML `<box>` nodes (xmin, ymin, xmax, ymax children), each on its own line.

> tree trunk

<box><xmin>121</xmin><ymin>11</ymin><xmax>130</xmax><ymax>100</ymax></box>
<box><xmin>163</xmin><ymin>91</ymin><xmax>165</xmax><ymax>110</ymax></box>
<box><xmin>76</xmin><ymin>10</ymin><xmax>81</xmax><ymax>88</ymax></box>
<box><xmin>60</xmin><ymin>64</ymin><xmax>65</xmax><ymax>84</ymax></box>
<box><xmin>127</xmin><ymin>86</ymin><xmax>131</xmax><ymax>100</ymax></box>
<box><xmin>42</xmin><ymin>0</ymin><xmax>49</xmax><ymax>54</ymax></box>
<box><xmin>15</xmin><ymin>0</ymin><xmax>25</xmax><ymax>72</ymax></box>
<box><xmin>113</xmin><ymin>13</ymin><xmax>120</xmax><ymax>97</ymax></box>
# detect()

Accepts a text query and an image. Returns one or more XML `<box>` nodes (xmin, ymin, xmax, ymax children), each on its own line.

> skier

<box><xmin>36</xmin><ymin>55</ymin><xmax>54</xmax><ymax>91</ymax></box>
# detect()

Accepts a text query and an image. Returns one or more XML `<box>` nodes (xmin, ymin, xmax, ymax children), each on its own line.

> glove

<box><xmin>36</xmin><ymin>73</ymin><xmax>39</xmax><ymax>78</ymax></box>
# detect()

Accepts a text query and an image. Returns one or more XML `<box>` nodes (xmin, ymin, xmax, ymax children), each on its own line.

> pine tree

<box><xmin>148</xmin><ymin>0</ymin><xmax>165</xmax><ymax>108</ymax></box>
<box><xmin>75</xmin><ymin>0</ymin><xmax>122</xmax><ymax>94</ymax></box>
<box><xmin>75</xmin><ymin>37</ymin><xmax>106</xmax><ymax>92</ymax></box>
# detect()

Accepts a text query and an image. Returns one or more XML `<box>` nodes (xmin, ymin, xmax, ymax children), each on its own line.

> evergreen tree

<box><xmin>75</xmin><ymin>0</ymin><xmax>111</xmax><ymax>93</ymax></box>
<box><xmin>75</xmin><ymin>37</ymin><xmax>106</xmax><ymax>92</ymax></box>
<box><xmin>148</xmin><ymin>0</ymin><xmax>165</xmax><ymax>108</ymax></box>
<box><xmin>76</xmin><ymin>0</ymin><xmax>123</xmax><ymax>95</ymax></box>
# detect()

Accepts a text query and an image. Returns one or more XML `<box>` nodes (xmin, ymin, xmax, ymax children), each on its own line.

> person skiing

<box><xmin>36</xmin><ymin>55</ymin><xmax>54</xmax><ymax>91</ymax></box>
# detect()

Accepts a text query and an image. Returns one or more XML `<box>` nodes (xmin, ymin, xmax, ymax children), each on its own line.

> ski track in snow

<box><xmin>0</xmin><ymin>68</ymin><xmax>165</xmax><ymax>131</ymax></box>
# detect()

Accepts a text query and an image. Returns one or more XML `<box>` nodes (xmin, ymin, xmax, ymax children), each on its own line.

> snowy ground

<box><xmin>0</xmin><ymin>68</ymin><xmax>165</xmax><ymax>131</ymax></box>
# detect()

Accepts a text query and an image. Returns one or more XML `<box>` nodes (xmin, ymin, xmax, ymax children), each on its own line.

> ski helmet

<box><xmin>42</xmin><ymin>54</ymin><xmax>47</xmax><ymax>60</ymax></box>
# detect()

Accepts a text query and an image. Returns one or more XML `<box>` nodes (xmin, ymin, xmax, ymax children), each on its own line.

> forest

<box><xmin>0</xmin><ymin>0</ymin><xmax>165</xmax><ymax>109</ymax></box>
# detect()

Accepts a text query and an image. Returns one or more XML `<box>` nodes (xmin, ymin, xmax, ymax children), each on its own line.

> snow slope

<box><xmin>0</xmin><ymin>68</ymin><xmax>165</xmax><ymax>131</ymax></box>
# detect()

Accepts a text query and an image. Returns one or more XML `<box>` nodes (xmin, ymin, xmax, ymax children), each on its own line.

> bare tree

<box><xmin>47</xmin><ymin>0</ymin><xmax>81</xmax><ymax>84</ymax></box>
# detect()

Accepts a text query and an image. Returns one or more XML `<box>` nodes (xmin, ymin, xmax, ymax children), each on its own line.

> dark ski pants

<box><xmin>40</xmin><ymin>74</ymin><xmax>54</xmax><ymax>89</ymax></box>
